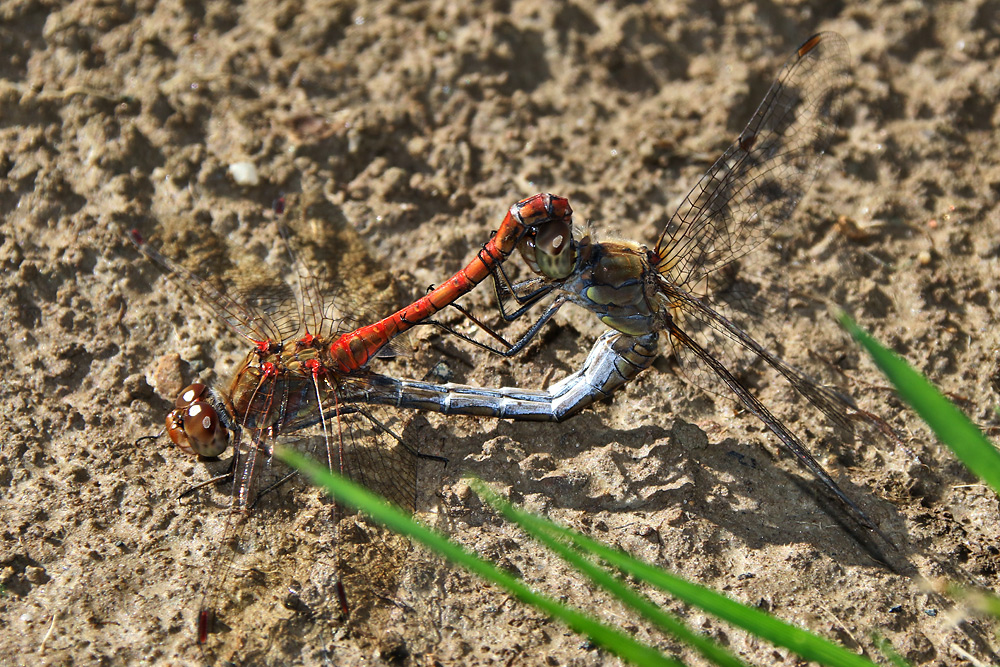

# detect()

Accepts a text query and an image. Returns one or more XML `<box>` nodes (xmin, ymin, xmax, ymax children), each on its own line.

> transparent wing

<box><xmin>232</xmin><ymin>280</ymin><xmax>304</xmax><ymax>343</ymax></box>
<box><xmin>225</xmin><ymin>369</ymin><xmax>421</xmax><ymax>512</ymax></box>
<box><xmin>663</xmin><ymin>316</ymin><xmax>887</xmax><ymax>538</ymax></box>
<box><xmin>195</xmin><ymin>371</ymin><xmax>424</xmax><ymax>652</ymax></box>
<box><xmin>655</xmin><ymin>32</ymin><xmax>850</xmax><ymax>288</ymax></box>
<box><xmin>663</xmin><ymin>280</ymin><xmax>875</xmax><ymax>440</ymax></box>
<box><xmin>129</xmin><ymin>230</ymin><xmax>292</xmax><ymax>345</ymax></box>
<box><xmin>336</xmin><ymin>404</ymin><xmax>420</xmax><ymax>512</ymax></box>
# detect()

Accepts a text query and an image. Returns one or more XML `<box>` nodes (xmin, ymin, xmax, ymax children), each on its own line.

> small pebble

<box><xmin>148</xmin><ymin>353</ymin><xmax>184</xmax><ymax>402</ymax></box>
<box><xmin>25</xmin><ymin>566</ymin><xmax>48</xmax><ymax>585</ymax></box>
<box><xmin>228</xmin><ymin>161</ymin><xmax>259</xmax><ymax>186</ymax></box>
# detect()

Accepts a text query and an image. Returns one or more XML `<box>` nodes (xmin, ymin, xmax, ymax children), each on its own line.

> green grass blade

<box><xmin>873</xmin><ymin>635</ymin><xmax>913</xmax><ymax>667</ymax></box>
<box><xmin>275</xmin><ymin>447</ymin><xmax>684</xmax><ymax>667</ymax></box>
<box><xmin>837</xmin><ymin>312</ymin><xmax>1000</xmax><ymax>495</ymax></box>
<box><xmin>948</xmin><ymin>584</ymin><xmax>1000</xmax><ymax>618</ymax></box>
<box><xmin>471</xmin><ymin>479</ymin><xmax>749</xmax><ymax>667</ymax></box>
<box><xmin>473</xmin><ymin>486</ymin><xmax>879</xmax><ymax>667</ymax></box>
<box><xmin>980</xmin><ymin>592</ymin><xmax>1000</xmax><ymax>618</ymax></box>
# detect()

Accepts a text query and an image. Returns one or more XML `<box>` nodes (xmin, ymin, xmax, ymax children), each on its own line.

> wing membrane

<box><xmin>655</xmin><ymin>32</ymin><xmax>850</xmax><ymax>288</ymax></box>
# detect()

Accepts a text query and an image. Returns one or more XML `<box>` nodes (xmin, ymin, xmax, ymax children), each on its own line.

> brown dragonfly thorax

<box><xmin>226</xmin><ymin>338</ymin><xmax>338</xmax><ymax>436</ymax></box>
<box><xmin>563</xmin><ymin>240</ymin><xmax>661</xmax><ymax>337</ymax></box>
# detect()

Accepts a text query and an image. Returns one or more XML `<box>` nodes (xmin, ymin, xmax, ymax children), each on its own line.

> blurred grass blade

<box><xmin>471</xmin><ymin>479</ymin><xmax>748</xmax><ymax>667</ymax></box>
<box><xmin>947</xmin><ymin>584</ymin><xmax>1000</xmax><ymax>618</ymax></box>
<box><xmin>979</xmin><ymin>591</ymin><xmax>1000</xmax><ymax>618</ymax></box>
<box><xmin>275</xmin><ymin>447</ymin><xmax>683</xmax><ymax>667</ymax></box>
<box><xmin>473</xmin><ymin>483</ymin><xmax>879</xmax><ymax>667</ymax></box>
<box><xmin>837</xmin><ymin>312</ymin><xmax>1000</xmax><ymax>495</ymax></box>
<box><xmin>873</xmin><ymin>635</ymin><xmax>913</xmax><ymax>667</ymax></box>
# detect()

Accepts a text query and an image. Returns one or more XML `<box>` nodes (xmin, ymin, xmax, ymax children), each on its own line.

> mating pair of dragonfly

<box><xmin>131</xmin><ymin>33</ymin><xmax>894</xmax><ymax>643</ymax></box>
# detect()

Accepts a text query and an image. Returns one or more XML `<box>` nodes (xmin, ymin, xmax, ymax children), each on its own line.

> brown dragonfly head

<box><xmin>165</xmin><ymin>383</ymin><xmax>231</xmax><ymax>458</ymax></box>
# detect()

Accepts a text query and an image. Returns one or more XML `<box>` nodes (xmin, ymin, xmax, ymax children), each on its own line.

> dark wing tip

<box><xmin>797</xmin><ymin>33</ymin><xmax>825</xmax><ymax>58</ymax></box>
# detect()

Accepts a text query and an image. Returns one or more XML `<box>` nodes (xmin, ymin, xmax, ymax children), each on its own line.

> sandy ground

<box><xmin>2</xmin><ymin>1</ymin><xmax>1000</xmax><ymax>665</ymax></box>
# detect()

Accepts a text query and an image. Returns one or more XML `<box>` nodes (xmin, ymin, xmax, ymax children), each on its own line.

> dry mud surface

<box><xmin>2</xmin><ymin>1</ymin><xmax>1000</xmax><ymax>666</ymax></box>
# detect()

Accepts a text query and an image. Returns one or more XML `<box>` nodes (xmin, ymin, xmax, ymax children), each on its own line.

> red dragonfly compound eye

<box><xmin>165</xmin><ymin>384</ymin><xmax>230</xmax><ymax>458</ymax></box>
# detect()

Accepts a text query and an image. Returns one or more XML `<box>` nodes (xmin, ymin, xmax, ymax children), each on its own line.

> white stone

<box><xmin>228</xmin><ymin>161</ymin><xmax>259</xmax><ymax>186</ymax></box>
